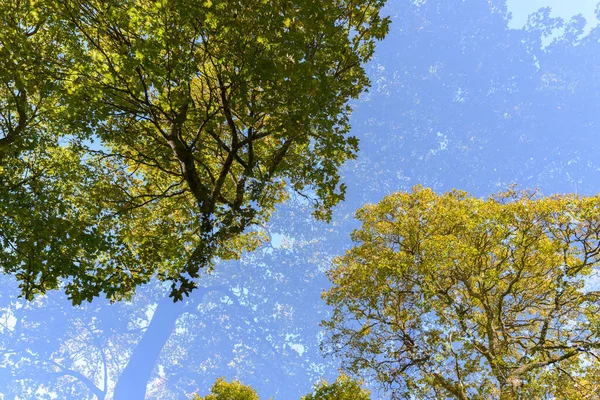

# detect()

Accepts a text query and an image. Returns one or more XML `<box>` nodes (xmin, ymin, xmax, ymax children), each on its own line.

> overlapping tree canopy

<box><xmin>0</xmin><ymin>0</ymin><xmax>389</xmax><ymax>303</ymax></box>
<box><xmin>4</xmin><ymin>1</ymin><xmax>600</xmax><ymax>399</ymax></box>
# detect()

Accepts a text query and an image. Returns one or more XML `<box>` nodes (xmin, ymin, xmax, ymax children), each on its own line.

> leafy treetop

<box><xmin>193</xmin><ymin>375</ymin><xmax>371</xmax><ymax>400</ymax></box>
<box><xmin>323</xmin><ymin>186</ymin><xmax>600</xmax><ymax>399</ymax></box>
<box><xmin>301</xmin><ymin>374</ymin><xmax>371</xmax><ymax>400</ymax></box>
<box><xmin>0</xmin><ymin>0</ymin><xmax>389</xmax><ymax>303</ymax></box>
<box><xmin>194</xmin><ymin>377</ymin><xmax>259</xmax><ymax>400</ymax></box>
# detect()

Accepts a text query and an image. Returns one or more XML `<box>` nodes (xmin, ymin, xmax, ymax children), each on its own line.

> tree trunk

<box><xmin>112</xmin><ymin>294</ymin><xmax>190</xmax><ymax>400</ymax></box>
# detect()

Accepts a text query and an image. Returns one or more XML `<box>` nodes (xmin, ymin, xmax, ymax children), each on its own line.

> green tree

<box><xmin>302</xmin><ymin>374</ymin><xmax>371</xmax><ymax>400</ymax></box>
<box><xmin>323</xmin><ymin>186</ymin><xmax>600</xmax><ymax>399</ymax></box>
<box><xmin>191</xmin><ymin>375</ymin><xmax>370</xmax><ymax>400</ymax></box>
<box><xmin>0</xmin><ymin>0</ymin><xmax>389</xmax><ymax>303</ymax></box>
<box><xmin>193</xmin><ymin>377</ymin><xmax>259</xmax><ymax>400</ymax></box>
<box><xmin>0</xmin><ymin>0</ymin><xmax>122</xmax><ymax>302</ymax></box>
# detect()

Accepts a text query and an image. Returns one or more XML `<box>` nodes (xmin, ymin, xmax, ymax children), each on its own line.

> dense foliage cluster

<box><xmin>0</xmin><ymin>0</ymin><xmax>389</xmax><ymax>303</ymax></box>
<box><xmin>324</xmin><ymin>187</ymin><xmax>600</xmax><ymax>399</ymax></box>
<box><xmin>193</xmin><ymin>378</ymin><xmax>259</xmax><ymax>400</ymax></box>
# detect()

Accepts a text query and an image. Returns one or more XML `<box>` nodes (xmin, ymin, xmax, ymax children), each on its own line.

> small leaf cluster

<box><xmin>193</xmin><ymin>375</ymin><xmax>370</xmax><ymax>400</ymax></box>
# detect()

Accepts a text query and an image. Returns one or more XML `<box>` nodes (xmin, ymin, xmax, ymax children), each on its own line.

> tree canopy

<box><xmin>302</xmin><ymin>374</ymin><xmax>371</xmax><ymax>400</ymax></box>
<box><xmin>4</xmin><ymin>1</ymin><xmax>600</xmax><ymax>399</ymax></box>
<box><xmin>194</xmin><ymin>377</ymin><xmax>259</xmax><ymax>400</ymax></box>
<box><xmin>0</xmin><ymin>0</ymin><xmax>389</xmax><ymax>303</ymax></box>
<box><xmin>323</xmin><ymin>186</ymin><xmax>600</xmax><ymax>399</ymax></box>
<box><xmin>192</xmin><ymin>375</ymin><xmax>370</xmax><ymax>400</ymax></box>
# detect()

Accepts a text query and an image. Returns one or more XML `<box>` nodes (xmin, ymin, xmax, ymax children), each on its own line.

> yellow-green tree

<box><xmin>193</xmin><ymin>375</ymin><xmax>370</xmax><ymax>400</ymax></box>
<box><xmin>302</xmin><ymin>374</ymin><xmax>371</xmax><ymax>400</ymax></box>
<box><xmin>0</xmin><ymin>0</ymin><xmax>389</xmax><ymax>303</ymax></box>
<box><xmin>323</xmin><ymin>186</ymin><xmax>600</xmax><ymax>399</ymax></box>
<box><xmin>193</xmin><ymin>378</ymin><xmax>259</xmax><ymax>400</ymax></box>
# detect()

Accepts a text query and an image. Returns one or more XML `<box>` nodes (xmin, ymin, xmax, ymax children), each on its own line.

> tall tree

<box><xmin>2</xmin><ymin>0</ymin><xmax>389</xmax><ymax>397</ymax></box>
<box><xmin>57</xmin><ymin>0</ymin><xmax>389</xmax><ymax>303</ymax></box>
<box><xmin>1</xmin><ymin>0</ymin><xmax>389</xmax><ymax>303</ymax></box>
<box><xmin>323</xmin><ymin>186</ymin><xmax>600</xmax><ymax>399</ymax></box>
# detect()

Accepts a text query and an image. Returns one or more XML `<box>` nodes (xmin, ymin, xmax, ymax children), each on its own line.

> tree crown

<box><xmin>323</xmin><ymin>186</ymin><xmax>600</xmax><ymax>399</ymax></box>
<box><xmin>0</xmin><ymin>0</ymin><xmax>389</xmax><ymax>303</ymax></box>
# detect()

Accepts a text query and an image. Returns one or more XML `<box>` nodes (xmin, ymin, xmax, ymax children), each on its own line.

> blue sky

<box><xmin>508</xmin><ymin>0</ymin><xmax>599</xmax><ymax>29</ymax></box>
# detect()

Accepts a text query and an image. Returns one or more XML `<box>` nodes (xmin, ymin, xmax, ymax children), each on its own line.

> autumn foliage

<box><xmin>323</xmin><ymin>186</ymin><xmax>600</xmax><ymax>399</ymax></box>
